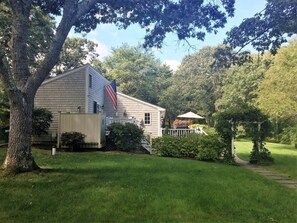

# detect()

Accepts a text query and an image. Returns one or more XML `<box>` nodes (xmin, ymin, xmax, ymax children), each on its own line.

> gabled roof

<box><xmin>117</xmin><ymin>92</ymin><xmax>166</xmax><ymax>111</ymax></box>
<box><xmin>41</xmin><ymin>64</ymin><xmax>91</xmax><ymax>86</ymax></box>
<box><xmin>41</xmin><ymin>65</ymin><xmax>165</xmax><ymax>112</ymax></box>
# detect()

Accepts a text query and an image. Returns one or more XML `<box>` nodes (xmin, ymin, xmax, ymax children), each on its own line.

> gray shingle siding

<box><xmin>35</xmin><ymin>67</ymin><xmax>87</xmax><ymax>135</ymax></box>
<box><xmin>34</xmin><ymin>65</ymin><xmax>166</xmax><ymax>140</ymax></box>
<box><xmin>115</xmin><ymin>93</ymin><xmax>165</xmax><ymax>138</ymax></box>
<box><xmin>87</xmin><ymin>66</ymin><xmax>110</xmax><ymax>113</ymax></box>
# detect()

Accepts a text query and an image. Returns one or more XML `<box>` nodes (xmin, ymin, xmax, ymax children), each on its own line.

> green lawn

<box><xmin>235</xmin><ymin>141</ymin><xmax>297</xmax><ymax>179</ymax></box>
<box><xmin>1</xmin><ymin>148</ymin><xmax>297</xmax><ymax>223</ymax></box>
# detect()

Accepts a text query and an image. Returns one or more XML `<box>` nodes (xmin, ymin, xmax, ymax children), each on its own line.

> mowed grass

<box><xmin>235</xmin><ymin>141</ymin><xmax>297</xmax><ymax>179</ymax></box>
<box><xmin>1</xmin><ymin>148</ymin><xmax>297</xmax><ymax>223</ymax></box>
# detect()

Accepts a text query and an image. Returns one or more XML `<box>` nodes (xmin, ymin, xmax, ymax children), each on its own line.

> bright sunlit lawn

<box><xmin>1</xmin><ymin>148</ymin><xmax>297</xmax><ymax>223</ymax></box>
<box><xmin>235</xmin><ymin>140</ymin><xmax>297</xmax><ymax>180</ymax></box>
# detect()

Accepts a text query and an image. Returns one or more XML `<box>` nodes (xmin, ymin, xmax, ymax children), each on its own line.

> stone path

<box><xmin>235</xmin><ymin>156</ymin><xmax>297</xmax><ymax>191</ymax></box>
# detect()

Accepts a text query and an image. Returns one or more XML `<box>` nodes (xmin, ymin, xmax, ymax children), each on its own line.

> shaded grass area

<box><xmin>235</xmin><ymin>141</ymin><xmax>297</xmax><ymax>179</ymax></box>
<box><xmin>1</xmin><ymin>148</ymin><xmax>297</xmax><ymax>223</ymax></box>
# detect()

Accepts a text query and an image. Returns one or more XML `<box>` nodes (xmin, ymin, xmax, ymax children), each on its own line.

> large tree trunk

<box><xmin>2</xmin><ymin>92</ymin><xmax>38</xmax><ymax>173</ymax></box>
<box><xmin>0</xmin><ymin>0</ymin><xmax>97</xmax><ymax>174</ymax></box>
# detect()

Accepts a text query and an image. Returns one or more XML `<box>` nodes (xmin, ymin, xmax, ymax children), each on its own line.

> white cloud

<box><xmin>163</xmin><ymin>60</ymin><xmax>181</xmax><ymax>72</ymax></box>
<box><xmin>91</xmin><ymin>39</ymin><xmax>111</xmax><ymax>61</ymax></box>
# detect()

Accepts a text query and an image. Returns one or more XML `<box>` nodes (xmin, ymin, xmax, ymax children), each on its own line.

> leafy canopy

<box><xmin>103</xmin><ymin>44</ymin><xmax>172</xmax><ymax>104</ymax></box>
<box><xmin>257</xmin><ymin>40</ymin><xmax>297</xmax><ymax>119</ymax></box>
<box><xmin>32</xmin><ymin>0</ymin><xmax>235</xmax><ymax>48</ymax></box>
<box><xmin>216</xmin><ymin>52</ymin><xmax>274</xmax><ymax>111</ymax></box>
<box><xmin>160</xmin><ymin>45</ymin><xmax>239</xmax><ymax>124</ymax></box>
<box><xmin>0</xmin><ymin>1</ymin><xmax>55</xmax><ymax>70</ymax></box>
<box><xmin>225</xmin><ymin>0</ymin><xmax>297</xmax><ymax>53</ymax></box>
<box><xmin>53</xmin><ymin>37</ymin><xmax>99</xmax><ymax>75</ymax></box>
<box><xmin>0</xmin><ymin>0</ymin><xmax>235</xmax><ymax>173</ymax></box>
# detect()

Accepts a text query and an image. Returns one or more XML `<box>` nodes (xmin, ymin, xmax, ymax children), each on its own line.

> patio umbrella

<box><xmin>177</xmin><ymin>111</ymin><xmax>204</xmax><ymax>119</ymax></box>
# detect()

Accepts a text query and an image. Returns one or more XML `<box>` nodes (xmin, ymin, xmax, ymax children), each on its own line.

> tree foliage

<box><xmin>53</xmin><ymin>37</ymin><xmax>99</xmax><ymax>75</ymax></box>
<box><xmin>225</xmin><ymin>0</ymin><xmax>297</xmax><ymax>53</ymax></box>
<box><xmin>160</xmin><ymin>45</ymin><xmax>237</xmax><ymax>125</ymax></box>
<box><xmin>257</xmin><ymin>40</ymin><xmax>297</xmax><ymax>119</ymax></box>
<box><xmin>0</xmin><ymin>1</ymin><xmax>100</xmax><ymax>75</ymax></box>
<box><xmin>103</xmin><ymin>44</ymin><xmax>172</xmax><ymax>104</ymax></box>
<box><xmin>281</xmin><ymin>126</ymin><xmax>297</xmax><ymax>147</ymax></box>
<box><xmin>74</xmin><ymin>0</ymin><xmax>235</xmax><ymax>48</ymax></box>
<box><xmin>32</xmin><ymin>108</ymin><xmax>53</xmax><ymax>136</ymax></box>
<box><xmin>0</xmin><ymin>1</ymin><xmax>55</xmax><ymax>70</ymax></box>
<box><xmin>0</xmin><ymin>0</ymin><xmax>236</xmax><ymax>173</ymax></box>
<box><xmin>215</xmin><ymin>107</ymin><xmax>272</xmax><ymax>164</ymax></box>
<box><xmin>216</xmin><ymin>52</ymin><xmax>274</xmax><ymax>111</ymax></box>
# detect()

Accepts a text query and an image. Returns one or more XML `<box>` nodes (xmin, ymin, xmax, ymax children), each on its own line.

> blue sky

<box><xmin>70</xmin><ymin>0</ymin><xmax>267</xmax><ymax>70</ymax></box>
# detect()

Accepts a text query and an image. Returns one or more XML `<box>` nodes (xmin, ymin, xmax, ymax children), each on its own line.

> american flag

<box><xmin>104</xmin><ymin>80</ymin><xmax>117</xmax><ymax>111</ymax></box>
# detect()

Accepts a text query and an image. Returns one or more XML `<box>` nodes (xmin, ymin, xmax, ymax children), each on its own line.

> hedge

<box><xmin>153</xmin><ymin>134</ymin><xmax>224</xmax><ymax>161</ymax></box>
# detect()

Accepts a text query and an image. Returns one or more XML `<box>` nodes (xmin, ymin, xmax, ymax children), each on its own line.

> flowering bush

<box><xmin>173</xmin><ymin>119</ymin><xmax>193</xmax><ymax>128</ymax></box>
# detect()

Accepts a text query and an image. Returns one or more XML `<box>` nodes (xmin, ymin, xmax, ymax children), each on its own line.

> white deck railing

<box><xmin>162</xmin><ymin>128</ymin><xmax>207</xmax><ymax>137</ymax></box>
<box><xmin>106</xmin><ymin>117</ymin><xmax>139</xmax><ymax>126</ymax></box>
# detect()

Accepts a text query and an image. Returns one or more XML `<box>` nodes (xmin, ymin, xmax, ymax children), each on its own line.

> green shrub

<box><xmin>32</xmin><ymin>108</ymin><xmax>53</xmax><ymax>136</ymax></box>
<box><xmin>179</xmin><ymin>134</ymin><xmax>200</xmax><ymax>158</ymax></box>
<box><xmin>153</xmin><ymin>135</ymin><xmax>181</xmax><ymax>157</ymax></box>
<box><xmin>196</xmin><ymin>135</ymin><xmax>224</xmax><ymax>161</ymax></box>
<box><xmin>107</xmin><ymin>122</ymin><xmax>144</xmax><ymax>152</ymax></box>
<box><xmin>153</xmin><ymin>134</ymin><xmax>224</xmax><ymax>161</ymax></box>
<box><xmin>249</xmin><ymin>143</ymin><xmax>274</xmax><ymax>165</ymax></box>
<box><xmin>281</xmin><ymin>126</ymin><xmax>297</xmax><ymax>147</ymax></box>
<box><xmin>61</xmin><ymin>132</ymin><xmax>85</xmax><ymax>151</ymax></box>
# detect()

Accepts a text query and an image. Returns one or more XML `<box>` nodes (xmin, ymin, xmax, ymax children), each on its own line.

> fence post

<box><xmin>57</xmin><ymin>111</ymin><xmax>61</xmax><ymax>148</ymax></box>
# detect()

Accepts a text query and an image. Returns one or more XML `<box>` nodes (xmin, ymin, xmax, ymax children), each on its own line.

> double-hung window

<box><xmin>144</xmin><ymin>113</ymin><xmax>151</xmax><ymax>125</ymax></box>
